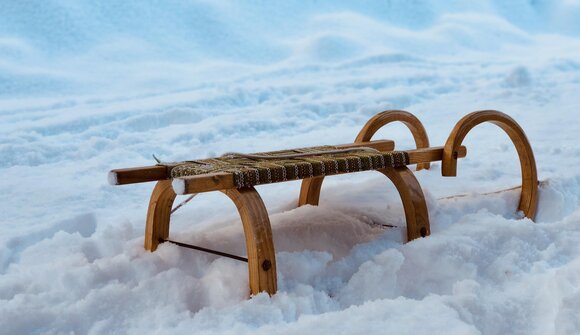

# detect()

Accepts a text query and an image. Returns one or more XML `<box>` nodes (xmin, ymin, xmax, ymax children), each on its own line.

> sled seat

<box><xmin>108</xmin><ymin>109</ymin><xmax>538</xmax><ymax>298</ymax></box>
<box><xmin>109</xmin><ymin>140</ymin><xmax>464</xmax><ymax>193</ymax></box>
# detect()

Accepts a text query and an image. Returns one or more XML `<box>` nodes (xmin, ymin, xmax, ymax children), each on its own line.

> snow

<box><xmin>107</xmin><ymin>171</ymin><xmax>118</xmax><ymax>186</ymax></box>
<box><xmin>1</xmin><ymin>1</ymin><xmax>580</xmax><ymax>334</ymax></box>
<box><xmin>172</xmin><ymin>178</ymin><xmax>186</xmax><ymax>196</ymax></box>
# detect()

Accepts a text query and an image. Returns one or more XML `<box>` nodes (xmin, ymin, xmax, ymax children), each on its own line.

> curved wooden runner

<box><xmin>221</xmin><ymin>187</ymin><xmax>277</xmax><ymax>295</ymax></box>
<box><xmin>145</xmin><ymin>180</ymin><xmax>176</xmax><ymax>251</ymax></box>
<box><xmin>299</xmin><ymin>110</ymin><xmax>431</xmax><ymax>242</ymax></box>
<box><xmin>355</xmin><ymin>110</ymin><xmax>431</xmax><ymax>170</ymax></box>
<box><xmin>299</xmin><ymin>166</ymin><xmax>430</xmax><ymax>242</ymax></box>
<box><xmin>145</xmin><ymin>181</ymin><xmax>277</xmax><ymax>295</ymax></box>
<box><xmin>442</xmin><ymin>110</ymin><xmax>538</xmax><ymax>219</ymax></box>
<box><xmin>379</xmin><ymin>167</ymin><xmax>430</xmax><ymax>240</ymax></box>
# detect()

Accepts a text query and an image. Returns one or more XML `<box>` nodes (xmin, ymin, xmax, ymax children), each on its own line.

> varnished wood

<box><xmin>442</xmin><ymin>110</ymin><xmax>538</xmax><ymax>219</ymax></box>
<box><xmin>408</xmin><ymin>145</ymin><xmax>466</xmax><ymax>165</ymax></box>
<box><xmin>379</xmin><ymin>167</ymin><xmax>430</xmax><ymax>241</ymax></box>
<box><xmin>146</xmin><ymin>181</ymin><xmax>276</xmax><ymax>295</ymax></box>
<box><xmin>145</xmin><ymin>180</ymin><xmax>176</xmax><ymax>251</ymax></box>
<box><xmin>221</xmin><ymin>187</ymin><xmax>277</xmax><ymax>296</ymax></box>
<box><xmin>298</xmin><ymin>176</ymin><xmax>325</xmax><ymax>206</ymax></box>
<box><xmin>335</xmin><ymin>140</ymin><xmax>394</xmax><ymax>152</ymax></box>
<box><xmin>175</xmin><ymin>145</ymin><xmax>466</xmax><ymax>196</ymax></box>
<box><xmin>110</xmin><ymin>165</ymin><xmax>169</xmax><ymax>185</ymax></box>
<box><xmin>109</xmin><ymin>140</ymin><xmax>394</xmax><ymax>186</ymax></box>
<box><xmin>355</xmin><ymin>110</ymin><xmax>431</xmax><ymax>170</ymax></box>
<box><xmin>298</xmin><ymin>167</ymin><xmax>429</xmax><ymax>241</ymax></box>
<box><xmin>113</xmin><ymin>109</ymin><xmax>538</xmax><ymax>299</ymax></box>
<box><xmin>298</xmin><ymin>110</ymin><xmax>435</xmax><ymax>242</ymax></box>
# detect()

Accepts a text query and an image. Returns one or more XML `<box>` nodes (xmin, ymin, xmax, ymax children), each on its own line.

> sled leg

<box><xmin>222</xmin><ymin>187</ymin><xmax>277</xmax><ymax>296</ymax></box>
<box><xmin>145</xmin><ymin>180</ymin><xmax>177</xmax><ymax>251</ymax></box>
<box><xmin>299</xmin><ymin>110</ymin><xmax>431</xmax><ymax>240</ymax></box>
<box><xmin>298</xmin><ymin>166</ymin><xmax>429</xmax><ymax>242</ymax></box>
<box><xmin>298</xmin><ymin>176</ymin><xmax>324</xmax><ymax>206</ymax></box>
<box><xmin>379</xmin><ymin>166</ymin><xmax>430</xmax><ymax>241</ymax></box>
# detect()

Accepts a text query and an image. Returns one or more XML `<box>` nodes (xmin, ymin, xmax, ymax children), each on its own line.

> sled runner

<box><xmin>109</xmin><ymin>110</ymin><xmax>538</xmax><ymax>296</ymax></box>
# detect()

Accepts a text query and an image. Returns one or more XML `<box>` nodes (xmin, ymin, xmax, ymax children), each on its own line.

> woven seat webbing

<box><xmin>168</xmin><ymin>145</ymin><xmax>409</xmax><ymax>188</ymax></box>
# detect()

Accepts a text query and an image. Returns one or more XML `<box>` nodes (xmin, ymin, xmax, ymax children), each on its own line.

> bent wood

<box><xmin>298</xmin><ymin>166</ymin><xmax>431</xmax><ymax>242</ymax></box>
<box><xmin>300</xmin><ymin>110</ymin><xmax>433</xmax><ymax>242</ymax></box>
<box><xmin>145</xmin><ymin>181</ymin><xmax>277</xmax><ymax>295</ymax></box>
<box><xmin>222</xmin><ymin>187</ymin><xmax>277</xmax><ymax>295</ymax></box>
<box><xmin>173</xmin><ymin>145</ymin><xmax>466</xmax><ymax>195</ymax></box>
<box><xmin>355</xmin><ymin>110</ymin><xmax>431</xmax><ymax>170</ymax></box>
<box><xmin>145</xmin><ymin>180</ymin><xmax>176</xmax><ymax>251</ymax></box>
<box><xmin>381</xmin><ymin>167</ymin><xmax>430</xmax><ymax>240</ymax></box>
<box><xmin>442</xmin><ymin>110</ymin><xmax>538</xmax><ymax>219</ymax></box>
<box><xmin>109</xmin><ymin>140</ymin><xmax>395</xmax><ymax>186</ymax></box>
<box><xmin>297</xmin><ymin>146</ymin><xmax>466</xmax><ymax>207</ymax></box>
<box><xmin>114</xmin><ymin>109</ymin><xmax>538</xmax><ymax>299</ymax></box>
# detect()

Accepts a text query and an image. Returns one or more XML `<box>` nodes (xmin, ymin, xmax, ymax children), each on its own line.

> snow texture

<box><xmin>1</xmin><ymin>1</ymin><xmax>580</xmax><ymax>334</ymax></box>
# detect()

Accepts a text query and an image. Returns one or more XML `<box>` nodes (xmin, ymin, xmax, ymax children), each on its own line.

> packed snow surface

<box><xmin>1</xmin><ymin>1</ymin><xmax>580</xmax><ymax>334</ymax></box>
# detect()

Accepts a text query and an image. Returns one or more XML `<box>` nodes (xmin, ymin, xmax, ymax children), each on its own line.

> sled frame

<box><xmin>109</xmin><ymin>110</ymin><xmax>538</xmax><ymax>297</ymax></box>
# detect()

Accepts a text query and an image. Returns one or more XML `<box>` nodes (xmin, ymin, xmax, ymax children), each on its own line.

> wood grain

<box><xmin>355</xmin><ymin>110</ymin><xmax>431</xmax><ymax>170</ymax></box>
<box><xmin>442</xmin><ymin>110</ymin><xmax>538</xmax><ymax>219</ymax></box>
<box><xmin>221</xmin><ymin>187</ymin><xmax>277</xmax><ymax>296</ymax></box>
<box><xmin>144</xmin><ymin>180</ymin><xmax>176</xmax><ymax>251</ymax></box>
<box><xmin>379</xmin><ymin>167</ymin><xmax>430</xmax><ymax>241</ymax></box>
<box><xmin>110</xmin><ymin>165</ymin><xmax>169</xmax><ymax>185</ymax></box>
<box><xmin>299</xmin><ymin>167</ymin><xmax>430</xmax><ymax>241</ymax></box>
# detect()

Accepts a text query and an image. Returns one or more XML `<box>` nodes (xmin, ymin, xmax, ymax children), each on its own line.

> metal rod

<box><xmin>171</xmin><ymin>194</ymin><xmax>198</xmax><ymax>214</ymax></box>
<box><xmin>160</xmin><ymin>238</ymin><xmax>248</xmax><ymax>262</ymax></box>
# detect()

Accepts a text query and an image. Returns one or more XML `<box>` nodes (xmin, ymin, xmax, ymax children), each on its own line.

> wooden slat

<box><xmin>336</xmin><ymin>140</ymin><xmax>394</xmax><ymax>152</ymax></box>
<box><xmin>108</xmin><ymin>140</ymin><xmax>395</xmax><ymax>185</ymax></box>
<box><xmin>108</xmin><ymin>165</ymin><xmax>169</xmax><ymax>185</ymax></box>
<box><xmin>173</xmin><ymin>145</ymin><xmax>467</xmax><ymax>195</ymax></box>
<box><xmin>408</xmin><ymin>145</ymin><xmax>466</xmax><ymax>165</ymax></box>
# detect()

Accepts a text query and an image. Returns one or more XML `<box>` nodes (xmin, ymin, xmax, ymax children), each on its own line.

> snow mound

<box><xmin>1</xmin><ymin>1</ymin><xmax>580</xmax><ymax>334</ymax></box>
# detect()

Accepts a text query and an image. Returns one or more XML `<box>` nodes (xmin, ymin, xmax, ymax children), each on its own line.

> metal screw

<box><xmin>262</xmin><ymin>259</ymin><xmax>272</xmax><ymax>271</ymax></box>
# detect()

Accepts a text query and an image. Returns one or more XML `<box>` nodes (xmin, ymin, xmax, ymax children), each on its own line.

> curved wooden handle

<box><xmin>442</xmin><ymin>110</ymin><xmax>538</xmax><ymax>219</ymax></box>
<box><xmin>355</xmin><ymin>110</ymin><xmax>431</xmax><ymax>170</ymax></box>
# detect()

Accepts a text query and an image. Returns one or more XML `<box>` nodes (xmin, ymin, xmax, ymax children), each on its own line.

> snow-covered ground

<box><xmin>1</xmin><ymin>1</ymin><xmax>580</xmax><ymax>334</ymax></box>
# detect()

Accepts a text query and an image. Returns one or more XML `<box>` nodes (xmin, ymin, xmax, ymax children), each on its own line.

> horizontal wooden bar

<box><xmin>173</xmin><ymin>145</ymin><xmax>467</xmax><ymax>195</ymax></box>
<box><xmin>336</xmin><ymin>140</ymin><xmax>394</xmax><ymax>152</ymax></box>
<box><xmin>407</xmin><ymin>145</ymin><xmax>466</xmax><ymax>165</ymax></box>
<box><xmin>108</xmin><ymin>165</ymin><xmax>169</xmax><ymax>185</ymax></box>
<box><xmin>108</xmin><ymin>140</ymin><xmax>395</xmax><ymax>185</ymax></box>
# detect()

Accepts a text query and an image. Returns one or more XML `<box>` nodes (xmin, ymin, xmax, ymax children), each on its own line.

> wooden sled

<box><xmin>109</xmin><ymin>110</ymin><xmax>538</xmax><ymax>297</ymax></box>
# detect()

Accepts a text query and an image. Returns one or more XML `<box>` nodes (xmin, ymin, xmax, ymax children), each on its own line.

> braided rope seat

<box><xmin>167</xmin><ymin>146</ymin><xmax>409</xmax><ymax>188</ymax></box>
<box><xmin>108</xmin><ymin>110</ymin><xmax>539</xmax><ymax>298</ymax></box>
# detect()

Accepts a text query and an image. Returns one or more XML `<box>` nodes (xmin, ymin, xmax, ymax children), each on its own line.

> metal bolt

<box><xmin>420</xmin><ymin>227</ymin><xmax>427</xmax><ymax>237</ymax></box>
<box><xmin>262</xmin><ymin>259</ymin><xmax>272</xmax><ymax>271</ymax></box>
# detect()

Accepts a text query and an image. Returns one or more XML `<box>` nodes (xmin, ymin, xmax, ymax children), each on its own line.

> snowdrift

<box><xmin>1</xmin><ymin>1</ymin><xmax>580</xmax><ymax>334</ymax></box>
